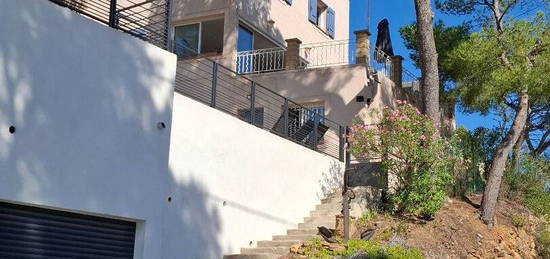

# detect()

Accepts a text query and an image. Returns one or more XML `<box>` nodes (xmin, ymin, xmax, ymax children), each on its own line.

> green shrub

<box><xmin>504</xmin><ymin>156</ymin><xmax>550</xmax><ymax>218</ymax></box>
<box><xmin>538</xmin><ymin>224</ymin><xmax>550</xmax><ymax>258</ymax></box>
<box><xmin>357</xmin><ymin>209</ymin><xmax>378</xmax><ymax>228</ymax></box>
<box><xmin>348</xmin><ymin>102</ymin><xmax>457</xmax><ymax>219</ymax></box>
<box><xmin>302</xmin><ymin>237</ymin><xmax>424</xmax><ymax>259</ymax></box>
<box><xmin>511</xmin><ymin>215</ymin><xmax>526</xmax><ymax>228</ymax></box>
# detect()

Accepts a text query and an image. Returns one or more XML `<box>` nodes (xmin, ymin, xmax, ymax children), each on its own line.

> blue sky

<box><xmin>347</xmin><ymin>0</ymin><xmax>498</xmax><ymax>131</ymax></box>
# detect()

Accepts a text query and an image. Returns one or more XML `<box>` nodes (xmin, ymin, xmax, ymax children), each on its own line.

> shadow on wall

<box><xmin>165</xmin><ymin>176</ymin><xmax>222</xmax><ymax>258</ymax></box>
<box><xmin>236</xmin><ymin>0</ymin><xmax>285</xmax><ymax>46</ymax></box>
<box><xmin>0</xmin><ymin>1</ymin><xmax>221</xmax><ymax>257</ymax></box>
<box><xmin>270</xmin><ymin>66</ymin><xmax>370</xmax><ymax>126</ymax></box>
<box><xmin>318</xmin><ymin>161</ymin><xmax>343</xmax><ymax>198</ymax></box>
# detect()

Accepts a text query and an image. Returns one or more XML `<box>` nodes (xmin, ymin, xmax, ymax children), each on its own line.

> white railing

<box><xmin>236</xmin><ymin>47</ymin><xmax>286</xmax><ymax>74</ymax></box>
<box><xmin>372</xmin><ymin>46</ymin><xmax>392</xmax><ymax>77</ymax></box>
<box><xmin>298</xmin><ymin>40</ymin><xmax>355</xmax><ymax>69</ymax></box>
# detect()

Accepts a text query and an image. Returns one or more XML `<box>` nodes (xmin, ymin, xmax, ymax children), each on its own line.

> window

<box><xmin>308</xmin><ymin>0</ymin><xmax>335</xmax><ymax>38</ymax></box>
<box><xmin>174</xmin><ymin>23</ymin><xmax>200</xmax><ymax>57</ymax></box>
<box><xmin>174</xmin><ymin>18</ymin><xmax>224</xmax><ymax>57</ymax></box>
<box><xmin>326</xmin><ymin>8</ymin><xmax>335</xmax><ymax>38</ymax></box>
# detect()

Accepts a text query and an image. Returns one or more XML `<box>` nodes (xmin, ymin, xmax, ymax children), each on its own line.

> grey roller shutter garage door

<box><xmin>0</xmin><ymin>201</ymin><xmax>136</xmax><ymax>258</ymax></box>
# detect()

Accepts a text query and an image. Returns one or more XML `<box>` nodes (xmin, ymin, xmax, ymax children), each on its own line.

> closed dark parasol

<box><xmin>374</xmin><ymin>18</ymin><xmax>394</xmax><ymax>63</ymax></box>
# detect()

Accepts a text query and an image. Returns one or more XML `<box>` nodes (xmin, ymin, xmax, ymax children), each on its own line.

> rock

<box><xmin>348</xmin><ymin>186</ymin><xmax>382</xmax><ymax>218</ymax></box>
<box><xmin>334</xmin><ymin>215</ymin><xmax>357</xmax><ymax>239</ymax></box>
<box><xmin>360</xmin><ymin>229</ymin><xmax>375</xmax><ymax>240</ymax></box>
<box><xmin>289</xmin><ymin>243</ymin><xmax>304</xmax><ymax>255</ymax></box>
<box><xmin>349</xmin><ymin>251</ymin><xmax>369</xmax><ymax>259</ymax></box>
<box><xmin>321</xmin><ymin>241</ymin><xmax>346</xmax><ymax>252</ymax></box>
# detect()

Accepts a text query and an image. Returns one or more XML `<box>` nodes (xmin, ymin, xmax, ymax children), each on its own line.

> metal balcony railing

<box><xmin>372</xmin><ymin>46</ymin><xmax>393</xmax><ymax>78</ymax></box>
<box><xmin>403</xmin><ymin>67</ymin><xmax>421</xmax><ymax>92</ymax></box>
<box><xmin>175</xmin><ymin>43</ymin><xmax>346</xmax><ymax>161</ymax></box>
<box><xmin>298</xmin><ymin>40</ymin><xmax>356</xmax><ymax>68</ymax></box>
<box><xmin>48</xmin><ymin>0</ymin><xmax>171</xmax><ymax>50</ymax></box>
<box><xmin>236</xmin><ymin>47</ymin><xmax>286</xmax><ymax>74</ymax></box>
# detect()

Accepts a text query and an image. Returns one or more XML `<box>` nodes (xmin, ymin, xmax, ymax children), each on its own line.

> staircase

<box><xmin>224</xmin><ymin>192</ymin><xmax>343</xmax><ymax>259</ymax></box>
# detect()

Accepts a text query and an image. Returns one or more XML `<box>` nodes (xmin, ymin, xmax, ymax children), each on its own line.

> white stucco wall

<box><xmin>0</xmin><ymin>1</ymin><xmax>176</xmax><ymax>258</ymax></box>
<box><xmin>1</xmin><ymin>2</ymin><xmax>344</xmax><ymax>258</ymax></box>
<box><xmin>168</xmin><ymin>93</ymin><xmax>344</xmax><ymax>256</ymax></box>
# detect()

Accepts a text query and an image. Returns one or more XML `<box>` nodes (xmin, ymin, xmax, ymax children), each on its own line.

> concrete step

<box><xmin>224</xmin><ymin>254</ymin><xmax>282</xmax><ymax>259</ymax></box>
<box><xmin>257</xmin><ymin>240</ymin><xmax>301</xmax><ymax>247</ymax></box>
<box><xmin>315</xmin><ymin>204</ymin><xmax>342</xmax><ymax>211</ymax></box>
<box><xmin>241</xmin><ymin>247</ymin><xmax>289</xmax><ymax>255</ymax></box>
<box><xmin>273</xmin><ymin>234</ymin><xmax>320</xmax><ymax>242</ymax></box>
<box><xmin>310</xmin><ymin>210</ymin><xmax>339</xmax><ymax>217</ymax></box>
<box><xmin>298</xmin><ymin>221</ymin><xmax>335</xmax><ymax>229</ymax></box>
<box><xmin>287</xmin><ymin>228</ymin><xmax>319</xmax><ymax>235</ymax></box>
<box><xmin>303</xmin><ymin>216</ymin><xmax>335</xmax><ymax>223</ymax></box>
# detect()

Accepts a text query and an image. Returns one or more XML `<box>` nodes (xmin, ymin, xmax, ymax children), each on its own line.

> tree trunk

<box><xmin>414</xmin><ymin>0</ymin><xmax>441</xmax><ymax>133</ymax></box>
<box><xmin>512</xmin><ymin>128</ymin><xmax>524</xmax><ymax>171</ymax></box>
<box><xmin>481</xmin><ymin>92</ymin><xmax>529</xmax><ymax>227</ymax></box>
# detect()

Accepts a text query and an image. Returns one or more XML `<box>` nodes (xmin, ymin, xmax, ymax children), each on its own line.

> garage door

<box><xmin>0</xmin><ymin>201</ymin><xmax>136</xmax><ymax>258</ymax></box>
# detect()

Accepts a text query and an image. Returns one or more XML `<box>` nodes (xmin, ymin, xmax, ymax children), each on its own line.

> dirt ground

<box><xmin>353</xmin><ymin>195</ymin><xmax>544</xmax><ymax>259</ymax></box>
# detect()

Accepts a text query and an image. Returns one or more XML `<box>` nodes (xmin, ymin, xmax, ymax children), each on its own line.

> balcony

<box><xmin>236</xmin><ymin>47</ymin><xmax>286</xmax><ymax>74</ymax></box>
<box><xmin>49</xmin><ymin>0</ymin><xmax>171</xmax><ymax>49</ymax></box>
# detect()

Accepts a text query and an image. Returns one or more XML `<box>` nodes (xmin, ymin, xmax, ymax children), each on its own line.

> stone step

<box><xmin>287</xmin><ymin>228</ymin><xmax>319</xmax><ymax>235</ymax></box>
<box><xmin>298</xmin><ymin>221</ymin><xmax>335</xmax><ymax>229</ymax></box>
<box><xmin>272</xmin><ymin>234</ymin><xmax>320</xmax><ymax>242</ymax></box>
<box><xmin>241</xmin><ymin>247</ymin><xmax>289</xmax><ymax>255</ymax></box>
<box><xmin>257</xmin><ymin>240</ymin><xmax>301</xmax><ymax>248</ymax></box>
<box><xmin>223</xmin><ymin>254</ymin><xmax>282</xmax><ymax>259</ymax></box>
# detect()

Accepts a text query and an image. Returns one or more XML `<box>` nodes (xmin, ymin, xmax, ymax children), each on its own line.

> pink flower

<box><xmin>415</xmin><ymin>108</ymin><xmax>421</xmax><ymax>115</ymax></box>
<box><xmin>419</xmin><ymin>135</ymin><xmax>426</xmax><ymax>141</ymax></box>
<box><xmin>396</xmin><ymin>100</ymin><xmax>403</xmax><ymax>105</ymax></box>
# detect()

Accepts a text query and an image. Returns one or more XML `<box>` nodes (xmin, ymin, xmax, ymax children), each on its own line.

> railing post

<box><xmin>283</xmin><ymin>99</ymin><xmax>289</xmax><ymax>137</ymax></box>
<box><xmin>354</xmin><ymin>29</ymin><xmax>371</xmax><ymax>64</ymax></box>
<box><xmin>285</xmin><ymin>38</ymin><xmax>302</xmax><ymax>70</ymax></box>
<box><xmin>250</xmin><ymin>82</ymin><xmax>256</xmax><ymax>125</ymax></box>
<box><xmin>339</xmin><ymin>126</ymin><xmax>345</xmax><ymax>162</ymax></box>
<box><xmin>211</xmin><ymin>61</ymin><xmax>218</xmax><ymax>108</ymax></box>
<box><xmin>108</xmin><ymin>0</ymin><xmax>118</xmax><ymax>28</ymax></box>
<box><xmin>312</xmin><ymin>112</ymin><xmax>319</xmax><ymax>150</ymax></box>
<box><xmin>343</xmin><ymin>126</ymin><xmax>351</xmax><ymax>241</ymax></box>
<box><xmin>165</xmin><ymin>0</ymin><xmax>174</xmax><ymax>50</ymax></box>
<box><xmin>391</xmin><ymin>55</ymin><xmax>404</xmax><ymax>88</ymax></box>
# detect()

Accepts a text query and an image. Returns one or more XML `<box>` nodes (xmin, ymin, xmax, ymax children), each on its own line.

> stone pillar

<box><xmin>354</xmin><ymin>29</ymin><xmax>371</xmax><ymax>64</ymax></box>
<box><xmin>391</xmin><ymin>55</ymin><xmax>403</xmax><ymax>88</ymax></box>
<box><xmin>285</xmin><ymin>38</ymin><xmax>302</xmax><ymax>70</ymax></box>
<box><xmin>222</xmin><ymin>0</ymin><xmax>238</xmax><ymax>70</ymax></box>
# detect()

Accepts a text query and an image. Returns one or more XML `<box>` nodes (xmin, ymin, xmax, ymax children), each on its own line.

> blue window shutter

<box><xmin>326</xmin><ymin>7</ymin><xmax>335</xmax><ymax>38</ymax></box>
<box><xmin>308</xmin><ymin>0</ymin><xmax>317</xmax><ymax>23</ymax></box>
<box><xmin>285</xmin><ymin>0</ymin><xmax>292</xmax><ymax>5</ymax></box>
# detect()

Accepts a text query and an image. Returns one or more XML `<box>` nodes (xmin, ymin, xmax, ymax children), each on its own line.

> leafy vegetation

<box><xmin>399</xmin><ymin>20</ymin><xmax>470</xmax><ymax>100</ymax></box>
<box><xmin>539</xmin><ymin>222</ymin><xmax>550</xmax><ymax>258</ymax></box>
<box><xmin>348</xmin><ymin>102</ymin><xmax>460</xmax><ymax>218</ymax></box>
<box><xmin>511</xmin><ymin>214</ymin><xmax>527</xmax><ymax>228</ymax></box>
<box><xmin>356</xmin><ymin>209</ymin><xmax>378</xmax><ymax>229</ymax></box>
<box><xmin>504</xmin><ymin>155</ymin><xmax>550</xmax><ymax>217</ymax></box>
<box><xmin>302</xmin><ymin>238</ymin><xmax>424</xmax><ymax>259</ymax></box>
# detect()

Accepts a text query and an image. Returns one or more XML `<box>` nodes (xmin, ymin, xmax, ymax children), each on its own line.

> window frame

<box><xmin>173</xmin><ymin>22</ymin><xmax>202</xmax><ymax>55</ymax></box>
